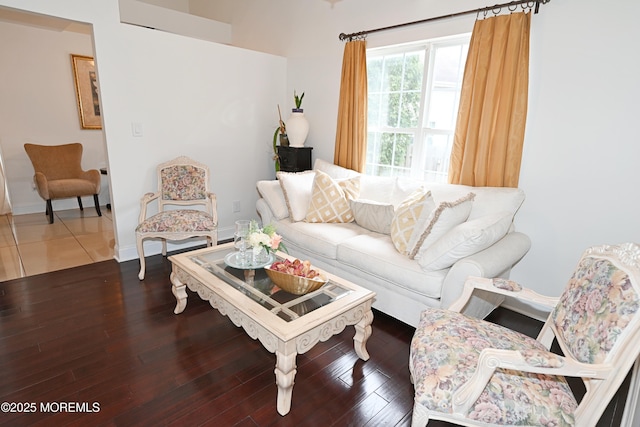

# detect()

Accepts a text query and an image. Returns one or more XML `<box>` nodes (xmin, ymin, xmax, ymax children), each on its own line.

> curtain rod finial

<box><xmin>339</xmin><ymin>33</ymin><xmax>347</xmax><ymax>41</ymax></box>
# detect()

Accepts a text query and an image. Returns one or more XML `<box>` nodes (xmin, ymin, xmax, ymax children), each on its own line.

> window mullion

<box><xmin>410</xmin><ymin>45</ymin><xmax>432</xmax><ymax>179</ymax></box>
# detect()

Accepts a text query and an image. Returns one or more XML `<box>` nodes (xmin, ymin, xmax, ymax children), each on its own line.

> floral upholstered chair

<box><xmin>409</xmin><ymin>242</ymin><xmax>640</xmax><ymax>426</ymax></box>
<box><xmin>136</xmin><ymin>156</ymin><xmax>217</xmax><ymax>280</ymax></box>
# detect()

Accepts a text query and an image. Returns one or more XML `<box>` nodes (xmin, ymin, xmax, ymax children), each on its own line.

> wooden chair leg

<box><xmin>77</xmin><ymin>196</ymin><xmax>84</xmax><ymax>211</ymax></box>
<box><xmin>46</xmin><ymin>200</ymin><xmax>54</xmax><ymax>224</ymax></box>
<box><xmin>93</xmin><ymin>194</ymin><xmax>102</xmax><ymax>217</ymax></box>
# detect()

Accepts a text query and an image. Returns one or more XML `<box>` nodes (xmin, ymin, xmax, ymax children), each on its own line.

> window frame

<box><xmin>366</xmin><ymin>34</ymin><xmax>470</xmax><ymax>182</ymax></box>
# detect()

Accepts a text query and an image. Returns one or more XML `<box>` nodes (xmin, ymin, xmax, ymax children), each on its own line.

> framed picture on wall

<box><xmin>71</xmin><ymin>54</ymin><xmax>102</xmax><ymax>130</ymax></box>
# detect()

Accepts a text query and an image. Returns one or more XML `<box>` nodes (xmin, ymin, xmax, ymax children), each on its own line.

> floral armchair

<box><xmin>136</xmin><ymin>156</ymin><xmax>217</xmax><ymax>280</ymax></box>
<box><xmin>409</xmin><ymin>242</ymin><xmax>640</xmax><ymax>426</ymax></box>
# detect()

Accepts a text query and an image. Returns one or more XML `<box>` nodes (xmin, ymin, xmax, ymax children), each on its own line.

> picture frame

<box><xmin>71</xmin><ymin>54</ymin><xmax>102</xmax><ymax>130</ymax></box>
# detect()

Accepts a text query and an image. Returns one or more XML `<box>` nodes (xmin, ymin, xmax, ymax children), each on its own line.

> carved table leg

<box><xmin>274</xmin><ymin>341</ymin><xmax>298</xmax><ymax>416</ymax></box>
<box><xmin>170</xmin><ymin>271</ymin><xmax>188</xmax><ymax>314</ymax></box>
<box><xmin>353</xmin><ymin>307</ymin><xmax>373</xmax><ymax>361</ymax></box>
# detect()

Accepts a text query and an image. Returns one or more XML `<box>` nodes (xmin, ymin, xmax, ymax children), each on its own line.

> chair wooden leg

<box><xmin>77</xmin><ymin>196</ymin><xmax>84</xmax><ymax>211</ymax></box>
<box><xmin>136</xmin><ymin>236</ymin><xmax>146</xmax><ymax>280</ymax></box>
<box><xmin>93</xmin><ymin>194</ymin><xmax>102</xmax><ymax>217</ymax></box>
<box><xmin>46</xmin><ymin>200</ymin><xmax>54</xmax><ymax>224</ymax></box>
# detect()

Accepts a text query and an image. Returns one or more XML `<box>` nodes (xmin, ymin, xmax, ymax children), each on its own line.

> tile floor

<box><xmin>0</xmin><ymin>207</ymin><xmax>114</xmax><ymax>281</ymax></box>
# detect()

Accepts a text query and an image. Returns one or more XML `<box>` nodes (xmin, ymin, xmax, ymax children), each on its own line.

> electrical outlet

<box><xmin>232</xmin><ymin>200</ymin><xmax>241</xmax><ymax>213</ymax></box>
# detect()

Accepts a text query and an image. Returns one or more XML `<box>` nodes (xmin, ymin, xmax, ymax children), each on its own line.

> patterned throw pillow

<box><xmin>305</xmin><ymin>170</ymin><xmax>361</xmax><ymax>223</ymax></box>
<box><xmin>408</xmin><ymin>192</ymin><xmax>475</xmax><ymax>259</ymax></box>
<box><xmin>390</xmin><ymin>189</ymin><xmax>433</xmax><ymax>255</ymax></box>
<box><xmin>351</xmin><ymin>199</ymin><xmax>395</xmax><ymax>234</ymax></box>
<box><xmin>337</xmin><ymin>175</ymin><xmax>361</xmax><ymax>201</ymax></box>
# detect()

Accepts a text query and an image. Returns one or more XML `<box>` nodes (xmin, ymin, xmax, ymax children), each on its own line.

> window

<box><xmin>366</xmin><ymin>36</ymin><xmax>470</xmax><ymax>183</ymax></box>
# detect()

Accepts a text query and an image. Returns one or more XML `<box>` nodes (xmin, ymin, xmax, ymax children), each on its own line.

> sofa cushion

<box><xmin>417</xmin><ymin>212</ymin><xmax>514</xmax><ymax>271</ymax></box>
<box><xmin>257</xmin><ymin>180</ymin><xmax>289</xmax><ymax>220</ymax></box>
<box><xmin>275</xmin><ymin>220</ymin><xmax>365</xmax><ymax>260</ymax></box>
<box><xmin>306</xmin><ymin>170</ymin><xmax>360</xmax><ymax>223</ymax></box>
<box><xmin>337</xmin><ymin>233</ymin><xmax>448</xmax><ymax>299</ymax></box>
<box><xmin>277</xmin><ymin>170</ymin><xmax>316</xmax><ymax>222</ymax></box>
<box><xmin>408</xmin><ymin>192</ymin><xmax>475</xmax><ymax>259</ymax></box>
<box><xmin>390</xmin><ymin>189</ymin><xmax>434</xmax><ymax>255</ymax></box>
<box><xmin>351</xmin><ymin>199</ymin><xmax>395</xmax><ymax>234</ymax></box>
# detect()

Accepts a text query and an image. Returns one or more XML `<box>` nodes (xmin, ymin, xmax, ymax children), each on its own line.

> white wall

<box><xmin>217</xmin><ymin>0</ymin><xmax>640</xmax><ymax>300</ymax></box>
<box><xmin>0</xmin><ymin>0</ymin><xmax>287</xmax><ymax>262</ymax></box>
<box><xmin>0</xmin><ymin>21</ymin><xmax>108</xmax><ymax>214</ymax></box>
<box><xmin>516</xmin><ymin>0</ymin><xmax>640</xmax><ymax>300</ymax></box>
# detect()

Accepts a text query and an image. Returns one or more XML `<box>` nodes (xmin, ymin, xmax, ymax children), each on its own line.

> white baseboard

<box><xmin>115</xmin><ymin>226</ymin><xmax>234</xmax><ymax>263</ymax></box>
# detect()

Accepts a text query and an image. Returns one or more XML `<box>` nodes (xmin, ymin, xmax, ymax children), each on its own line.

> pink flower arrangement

<box><xmin>248</xmin><ymin>220</ymin><xmax>287</xmax><ymax>255</ymax></box>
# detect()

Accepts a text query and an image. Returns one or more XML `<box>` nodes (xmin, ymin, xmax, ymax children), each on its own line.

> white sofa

<box><xmin>256</xmin><ymin>159</ymin><xmax>531</xmax><ymax>327</ymax></box>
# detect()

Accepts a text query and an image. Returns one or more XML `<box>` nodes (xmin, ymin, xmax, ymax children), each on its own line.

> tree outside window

<box><xmin>366</xmin><ymin>36</ymin><xmax>470</xmax><ymax>182</ymax></box>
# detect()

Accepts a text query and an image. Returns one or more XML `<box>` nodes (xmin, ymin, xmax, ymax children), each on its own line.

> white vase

<box><xmin>287</xmin><ymin>109</ymin><xmax>309</xmax><ymax>147</ymax></box>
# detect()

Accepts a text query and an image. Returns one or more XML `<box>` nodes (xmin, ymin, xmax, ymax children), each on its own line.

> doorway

<box><xmin>0</xmin><ymin>7</ymin><xmax>113</xmax><ymax>279</ymax></box>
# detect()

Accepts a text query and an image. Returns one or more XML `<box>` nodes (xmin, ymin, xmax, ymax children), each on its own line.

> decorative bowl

<box><xmin>264</xmin><ymin>267</ymin><xmax>328</xmax><ymax>295</ymax></box>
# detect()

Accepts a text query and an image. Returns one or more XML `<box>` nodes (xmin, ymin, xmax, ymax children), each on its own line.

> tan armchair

<box><xmin>135</xmin><ymin>156</ymin><xmax>218</xmax><ymax>280</ymax></box>
<box><xmin>24</xmin><ymin>143</ymin><xmax>102</xmax><ymax>224</ymax></box>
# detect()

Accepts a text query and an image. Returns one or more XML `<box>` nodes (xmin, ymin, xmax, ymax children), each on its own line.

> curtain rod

<box><xmin>338</xmin><ymin>0</ymin><xmax>550</xmax><ymax>41</ymax></box>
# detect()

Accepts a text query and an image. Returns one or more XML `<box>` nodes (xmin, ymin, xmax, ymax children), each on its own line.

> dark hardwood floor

<box><xmin>0</xmin><ymin>251</ymin><xmax>631</xmax><ymax>426</ymax></box>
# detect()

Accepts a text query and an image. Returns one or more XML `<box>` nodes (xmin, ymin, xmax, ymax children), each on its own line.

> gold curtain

<box><xmin>334</xmin><ymin>40</ymin><xmax>368</xmax><ymax>172</ymax></box>
<box><xmin>448</xmin><ymin>12</ymin><xmax>531</xmax><ymax>187</ymax></box>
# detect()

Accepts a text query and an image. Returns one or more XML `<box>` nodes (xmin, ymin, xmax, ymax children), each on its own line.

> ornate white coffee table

<box><xmin>168</xmin><ymin>243</ymin><xmax>376</xmax><ymax>415</ymax></box>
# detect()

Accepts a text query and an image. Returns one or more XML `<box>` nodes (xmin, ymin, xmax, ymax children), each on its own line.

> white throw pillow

<box><xmin>390</xmin><ymin>189</ymin><xmax>433</xmax><ymax>255</ymax></box>
<box><xmin>305</xmin><ymin>170</ymin><xmax>360</xmax><ymax>223</ymax></box>
<box><xmin>351</xmin><ymin>199</ymin><xmax>395</xmax><ymax>234</ymax></box>
<box><xmin>392</xmin><ymin>177</ymin><xmax>425</xmax><ymax>207</ymax></box>
<box><xmin>408</xmin><ymin>192</ymin><xmax>475</xmax><ymax>259</ymax></box>
<box><xmin>277</xmin><ymin>171</ymin><xmax>316</xmax><ymax>222</ymax></box>
<box><xmin>417</xmin><ymin>212</ymin><xmax>514</xmax><ymax>271</ymax></box>
<box><xmin>256</xmin><ymin>180</ymin><xmax>289</xmax><ymax>220</ymax></box>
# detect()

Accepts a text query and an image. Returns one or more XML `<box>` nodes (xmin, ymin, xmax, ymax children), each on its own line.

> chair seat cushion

<box><xmin>410</xmin><ymin>308</ymin><xmax>577</xmax><ymax>425</ymax></box>
<box><xmin>136</xmin><ymin>210</ymin><xmax>216</xmax><ymax>233</ymax></box>
<box><xmin>48</xmin><ymin>179</ymin><xmax>98</xmax><ymax>198</ymax></box>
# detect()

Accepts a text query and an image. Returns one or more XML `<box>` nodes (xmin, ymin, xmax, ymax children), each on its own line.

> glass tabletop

<box><xmin>188</xmin><ymin>251</ymin><xmax>352</xmax><ymax>322</ymax></box>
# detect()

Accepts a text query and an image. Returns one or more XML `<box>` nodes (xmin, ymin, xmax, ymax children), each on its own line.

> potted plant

<box><xmin>272</xmin><ymin>105</ymin><xmax>288</xmax><ymax>173</ymax></box>
<box><xmin>287</xmin><ymin>90</ymin><xmax>309</xmax><ymax>147</ymax></box>
<box><xmin>293</xmin><ymin>90</ymin><xmax>304</xmax><ymax>112</ymax></box>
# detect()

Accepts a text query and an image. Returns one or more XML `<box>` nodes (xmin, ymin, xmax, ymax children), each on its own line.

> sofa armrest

<box><xmin>256</xmin><ymin>198</ymin><xmax>276</xmax><ymax>226</ymax></box>
<box><xmin>440</xmin><ymin>231</ymin><xmax>531</xmax><ymax>317</ymax></box>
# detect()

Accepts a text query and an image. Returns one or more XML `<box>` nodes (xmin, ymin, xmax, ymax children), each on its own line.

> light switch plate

<box><xmin>132</xmin><ymin>122</ymin><xmax>143</xmax><ymax>137</ymax></box>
